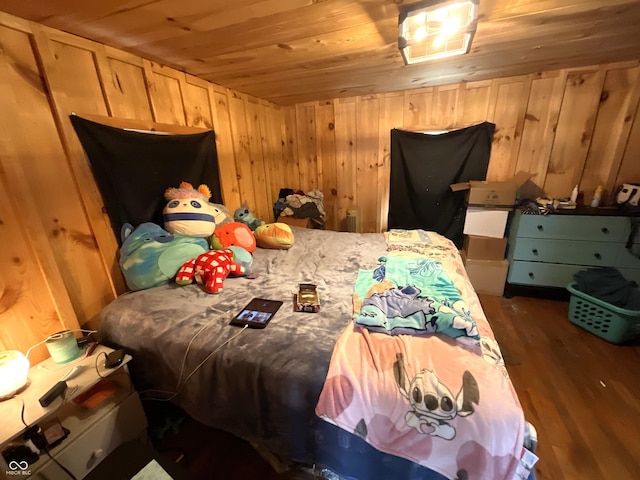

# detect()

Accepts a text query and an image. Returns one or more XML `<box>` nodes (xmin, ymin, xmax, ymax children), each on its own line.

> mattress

<box><xmin>98</xmin><ymin>227</ymin><xmax>529</xmax><ymax>479</ymax></box>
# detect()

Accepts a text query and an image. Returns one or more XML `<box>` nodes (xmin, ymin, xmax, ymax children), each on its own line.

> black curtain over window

<box><xmin>70</xmin><ymin>115</ymin><xmax>222</xmax><ymax>243</ymax></box>
<box><xmin>388</xmin><ymin>122</ymin><xmax>495</xmax><ymax>248</ymax></box>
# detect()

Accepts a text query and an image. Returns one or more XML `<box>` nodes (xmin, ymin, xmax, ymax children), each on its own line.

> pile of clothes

<box><xmin>573</xmin><ymin>267</ymin><xmax>640</xmax><ymax>311</ymax></box>
<box><xmin>274</xmin><ymin>188</ymin><xmax>326</xmax><ymax>228</ymax></box>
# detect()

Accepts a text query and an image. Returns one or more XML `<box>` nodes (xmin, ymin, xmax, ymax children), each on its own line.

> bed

<box><xmin>98</xmin><ymin>226</ymin><xmax>534</xmax><ymax>480</ymax></box>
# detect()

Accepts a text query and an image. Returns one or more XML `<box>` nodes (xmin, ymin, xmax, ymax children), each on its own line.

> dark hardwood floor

<box><xmin>145</xmin><ymin>293</ymin><xmax>640</xmax><ymax>480</ymax></box>
<box><xmin>482</xmin><ymin>293</ymin><xmax>640</xmax><ymax>480</ymax></box>
<box><xmin>143</xmin><ymin>399</ymin><xmax>284</xmax><ymax>479</ymax></box>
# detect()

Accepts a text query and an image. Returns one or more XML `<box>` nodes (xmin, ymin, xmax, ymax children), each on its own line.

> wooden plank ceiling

<box><xmin>3</xmin><ymin>0</ymin><xmax>640</xmax><ymax>105</ymax></box>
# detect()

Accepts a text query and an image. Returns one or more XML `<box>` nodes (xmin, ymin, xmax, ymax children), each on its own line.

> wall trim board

<box><xmin>75</xmin><ymin>113</ymin><xmax>211</xmax><ymax>135</ymax></box>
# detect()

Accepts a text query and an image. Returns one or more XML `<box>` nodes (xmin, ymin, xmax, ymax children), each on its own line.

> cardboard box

<box><xmin>463</xmin><ymin>208</ymin><xmax>510</xmax><ymax>238</ymax></box>
<box><xmin>463</xmin><ymin>235</ymin><xmax>507</xmax><ymax>260</ymax></box>
<box><xmin>278</xmin><ymin>216</ymin><xmax>311</xmax><ymax>228</ymax></box>
<box><xmin>463</xmin><ymin>256</ymin><xmax>509</xmax><ymax>296</ymax></box>
<box><xmin>451</xmin><ymin>171</ymin><xmax>533</xmax><ymax>207</ymax></box>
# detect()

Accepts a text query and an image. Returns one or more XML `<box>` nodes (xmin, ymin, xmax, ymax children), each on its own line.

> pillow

<box><xmin>254</xmin><ymin>223</ymin><xmax>295</xmax><ymax>249</ymax></box>
<box><xmin>119</xmin><ymin>222</ymin><xmax>209</xmax><ymax>291</ymax></box>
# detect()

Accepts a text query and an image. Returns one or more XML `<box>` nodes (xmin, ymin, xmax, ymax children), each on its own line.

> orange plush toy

<box><xmin>175</xmin><ymin>249</ymin><xmax>246</xmax><ymax>293</ymax></box>
<box><xmin>209</xmin><ymin>221</ymin><xmax>257</xmax><ymax>253</ymax></box>
<box><xmin>254</xmin><ymin>223</ymin><xmax>294</xmax><ymax>249</ymax></box>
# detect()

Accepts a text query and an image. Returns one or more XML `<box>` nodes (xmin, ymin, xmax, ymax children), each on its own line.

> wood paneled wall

<box><xmin>0</xmin><ymin>12</ymin><xmax>285</xmax><ymax>362</ymax></box>
<box><xmin>283</xmin><ymin>63</ymin><xmax>640</xmax><ymax>233</ymax></box>
<box><xmin>2</xmin><ymin>9</ymin><xmax>640</xmax><ymax>361</ymax></box>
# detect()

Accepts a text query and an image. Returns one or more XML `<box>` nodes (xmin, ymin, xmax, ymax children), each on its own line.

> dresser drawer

<box><xmin>508</xmin><ymin>261</ymin><xmax>585</xmax><ymax>287</ymax></box>
<box><xmin>32</xmin><ymin>392</ymin><xmax>147</xmax><ymax>479</ymax></box>
<box><xmin>513</xmin><ymin>214</ymin><xmax>629</xmax><ymax>242</ymax></box>
<box><xmin>619</xmin><ymin>268</ymin><xmax>640</xmax><ymax>285</ymax></box>
<box><xmin>614</xmin><ymin>243</ymin><xmax>640</xmax><ymax>270</ymax></box>
<box><xmin>510</xmin><ymin>238</ymin><xmax>621</xmax><ymax>266</ymax></box>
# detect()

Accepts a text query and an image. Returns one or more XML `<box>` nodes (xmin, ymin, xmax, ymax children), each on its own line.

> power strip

<box><xmin>38</xmin><ymin>381</ymin><xmax>67</xmax><ymax>407</ymax></box>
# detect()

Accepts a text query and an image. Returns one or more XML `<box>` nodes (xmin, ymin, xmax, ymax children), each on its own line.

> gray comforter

<box><xmin>98</xmin><ymin>227</ymin><xmax>388</xmax><ymax>464</ymax></box>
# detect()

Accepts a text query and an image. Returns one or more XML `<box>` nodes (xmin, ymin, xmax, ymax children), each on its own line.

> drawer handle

<box><xmin>528</xmin><ymin>272</ymin><xmax>535</xmax><ymax>279</ymax></box>
<box><xmin>601</xmin><ymin>227</ymin><xmax>609</xmax><ymax>234</ymax></box>
<box><xmin>531</xmin><ymin>248</ymin><xmax>538</xmax><ymax>255</ymax></box>
<box><xmin>537</xmin><ymin>225</ymin><xmax>543</xmax><ymax>231</ymax></box>
<box><xmin>594</xmin><ymin>253</ymin><xmax>602</xmax><ymax>260</ymax></box>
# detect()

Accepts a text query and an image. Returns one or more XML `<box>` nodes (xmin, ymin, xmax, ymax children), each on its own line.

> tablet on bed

<box><xmin>229</xmin><ymin>298</ymin><xmax>283</xmax><ymax>328</ymax></box>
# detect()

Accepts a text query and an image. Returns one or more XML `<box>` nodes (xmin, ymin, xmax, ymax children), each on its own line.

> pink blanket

<box><xmin>315</xmin><ymin>231</ymin><xmax>524</xmax><ymax>479</ymax></box>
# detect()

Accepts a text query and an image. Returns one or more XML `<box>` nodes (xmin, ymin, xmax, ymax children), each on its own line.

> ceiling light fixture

<box><xmin>398</xmin><ymin>0</ymin><xmax>479</xmax><ymax>65</ymax></box>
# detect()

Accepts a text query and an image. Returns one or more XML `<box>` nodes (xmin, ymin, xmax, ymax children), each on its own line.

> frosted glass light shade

<box><xmin>0</xmin><ymin>350</ymin><xmax>30</xmax><ymax>399</ymax></box>
<box><xmin>399</xmin><ymin>0</ymin><xmax>478</xmax><ymax>65</ymax></box>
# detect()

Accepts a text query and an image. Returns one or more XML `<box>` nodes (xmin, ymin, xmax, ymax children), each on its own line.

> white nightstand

<box><xmin>0</xmin><ymin>345</ymin><xmax>148</xmax><ymax>479</ymax></box>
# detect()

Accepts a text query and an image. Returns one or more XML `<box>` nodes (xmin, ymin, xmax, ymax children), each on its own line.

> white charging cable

<box><xmin>140</xmin><ymin>323</ymin><xmax>248</xmax><ymax>402</ymax></box>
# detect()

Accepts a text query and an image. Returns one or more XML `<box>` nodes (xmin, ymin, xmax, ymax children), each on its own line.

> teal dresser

<box><xmin>507</xmin><ymin>210</ymin><xmax>640</xmax><ymax>289</ymax></box>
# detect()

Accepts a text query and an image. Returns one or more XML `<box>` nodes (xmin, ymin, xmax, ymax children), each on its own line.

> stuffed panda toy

<box><xmin>163</xmin><ymin>182</ymin><xmax>218</xmax><ymax>237</ymax></box>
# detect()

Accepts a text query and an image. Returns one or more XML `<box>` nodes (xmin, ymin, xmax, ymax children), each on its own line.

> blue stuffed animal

<box><xmin>233</xmin><ymin>203</ymin><xmax>264</xmax><ymax>231</ymax></box>
<box><xmin>119</xmin><ymin>222</ymin><xmax>209</xmax><ymax>291</ymax></box>
<box><xmin>227</xmin><ymin>245</ymin><xmax>255</xmax><ymax>277</ymax></box>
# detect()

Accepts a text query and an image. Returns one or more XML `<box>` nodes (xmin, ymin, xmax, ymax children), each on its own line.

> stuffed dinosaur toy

<box><xmin>175</xmin><ymin>249</ymin><xmax>246</xmax><ymax>293</ymax></box>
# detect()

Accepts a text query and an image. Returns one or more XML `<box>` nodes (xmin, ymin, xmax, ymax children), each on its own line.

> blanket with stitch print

<box><xmin>354</xmin><ymin>254</ymin><xmax>479</xmax><ymax>339</ymax></box>
<box><xmin>316</xmin><ymin>232</ymin><xmax>524</xmax><ymax>480</ymax></box>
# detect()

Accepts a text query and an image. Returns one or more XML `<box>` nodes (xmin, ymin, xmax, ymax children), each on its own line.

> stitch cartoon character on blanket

<box><xmin>316</xmin><ymin>324</ymin><xmax>525</xmax><ymax>479</ymax></box>
<box><xmin>355</xmin><ymin>255</ymin><xmax>479</xmax><ymax>340</ymax></box>
<box><xmin>394</xmin><ymin>352</ymin><xmax>479</xmax><ymax>440</ymax></box>
<box><xmin>316</xmin><ymin>233</ymin><xmax>525</xmax><ymax>480</ymax></box>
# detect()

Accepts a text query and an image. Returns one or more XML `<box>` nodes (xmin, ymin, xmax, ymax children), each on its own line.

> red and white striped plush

<box><xmin>175</xmin><ymin>249</ymin><xmax>245</xmax><ymax>293</ymax></box>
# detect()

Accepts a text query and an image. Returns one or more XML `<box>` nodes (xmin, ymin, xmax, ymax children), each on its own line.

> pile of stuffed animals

<box><xmin>119</xmin><ymin>182</ymin><xmax>295</xmax><ymax>294</ymax></box>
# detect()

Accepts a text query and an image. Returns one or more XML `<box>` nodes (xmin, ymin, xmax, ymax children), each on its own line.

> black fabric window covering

<box><xmin>70</xmin><ymin>115</ymin><xmax>222</xmax><ymax>243</ymax></box>
<box><xmin>388</xmin><ymin>122</ymin><xmax>495</xmax><ymax>248</ymax></box>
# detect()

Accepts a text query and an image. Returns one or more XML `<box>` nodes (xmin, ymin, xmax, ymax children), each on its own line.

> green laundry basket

<box><xmin>567</xmin><ymin>283</ymin><xmax>640</xmax><ymax>344</ymax></box>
